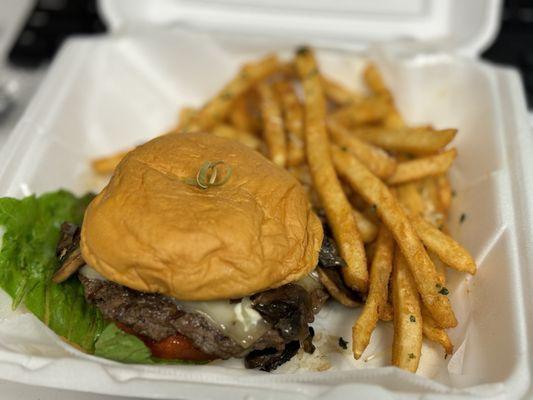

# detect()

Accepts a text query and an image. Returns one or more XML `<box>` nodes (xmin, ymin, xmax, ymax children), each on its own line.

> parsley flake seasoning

<box><xmin>435</xmin><ymin>283</ymin><xmax>449</xmax><ymax>295</ymax></box>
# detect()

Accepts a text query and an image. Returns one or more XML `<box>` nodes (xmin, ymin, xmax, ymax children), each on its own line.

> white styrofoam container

<box><xmin>1</xmin><ymin>0</ymin><xmax>533</xmax><ymax>399</ymax></box>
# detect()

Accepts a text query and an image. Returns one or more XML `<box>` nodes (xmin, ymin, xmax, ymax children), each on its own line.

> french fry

<box><xmin>91</xmin><ymin>150</ymin><xmax>130</xmax><ymax>175</ymax></box>
<box><xmin>392</xmin><ymin>249</ymin><xmax>423</xmax><ymax>372</ymax></box>
<box><xmin>210</xmin><ymin>124</ymin><xmax>261</xmax><ymax>150</ymax></box>
<box><xmin>422</xmin><ymin>252</ymin><xmax>453</xmax><ymax>355</ymax></box>
<box><xmin>353</xmin><ymin>209</ymin><xmax>378</xmax><ymax>243</ymax></box>
<box><xmin>185</xmin><ymin>54</ymin><xmax>280</xmax><ymax>132</ymax></box>
<box><xmin>436</xmin><ymin>174</ymin><xmax>453</xmax><ymax>216</ymax></box>
<box><xmin>409</xmin><ymin>212</ymin><xmax>477</xmax><ymax>275</ymax></box>
<box><xmin>363</xmin><ymin>63</ymin><xmax>406</xmax><ymax>129</ymax></box>
<box><xmin>429</xmin><ymin>251</ymin><xmax>447</xmax><ymax>290</ymax></box>
<box><xmin>279</xmin><ymin>61</ymin><xmax>297</xmax><ymax>79</ymax></box>
<box><xmin>395</xmin><ymin>182</ymin><xmax>425</xmax><ymax>216</ymax></box>
<box><xmin>420</xmin><ymin>177</ymin><xmax>445</xmax><ymax>227</ymax></box>
<box><xmin>257</xmin><ymin>82</ymin><xmax>287</xmax><ymax>167</ymax></box>
<box><xmin>330</xmin><ymin>96</ymin><xmax>389</xmax><ymax>127</ymax></box>
<box><xmin>384</xmin><ymin>108</ymin><xmax>406</xmax><ymax>129</ymax></box>
<box><xmin>422</xmin><ymin>305</ymin><xmax>453</xmax><ymax>354</ymax></box>
<box><xmin>387</xmin><ymin>149</ymin><xmax>457</xmax><ymax>185</ymax></box>
<box><xmin>176</xmin><ymin>107</ymin><xmax>198</xmax><ymax>132</ymax></box>
<box><xmin>274</xmin><ymin>80</ymin><xmax>305</xmax><ymax>166</ymax></box>
<box><xmin>331</xmin><ymin>145</ymin><xmax>457</xmax><ymax>328</ymax></box>
<box><xmin>363</xmin><ymin>63</ymin><xmax>389</xmax><ymax>96</ymax></box>
<box><xmin>352</xmin><ymin>127</ymin><xmax>457</xmax><ymax>155</ymax></box>
<box><xmin>295</xmin><ymin>47</ymin><xmax>368</xmax><ymax>293</ymax></box>
<box><xmin>396</xmin><ymin>185</ymin><xmax>452</xmax><ymax>284</ymax></box>
<box><xmin>328</xmin><ymin>119</ymin><xmax>397</xmax><ymax>179</ymax></box>
<box><xmin>229</xmin><ymin>95</ymin><xmax>258</xmax><ymax>133</ymax></box>
<box><xmin>380</xmin><ymin>302</ymin><xmax>394</xmax><ymax>321</ymax></box>
<box><xmin>322</xmin><ymin>76</ymin><xmax>363</xmax><ymax>106</ymax></box>
<box><xmin>317</xmin><ymin>267</ymin><xmax>360</xmax><ymax>308</ymax></box>
<box><xmin>352</xmin><ymin>226</ymin><xmax>394</xmax><ymax>359</ymax></box>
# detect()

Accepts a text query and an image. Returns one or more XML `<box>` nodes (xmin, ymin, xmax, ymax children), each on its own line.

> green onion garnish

<box><xmin>184</xmin><ymin>160</ymin><xmax>232</xmax><ymax>190</ymax></box>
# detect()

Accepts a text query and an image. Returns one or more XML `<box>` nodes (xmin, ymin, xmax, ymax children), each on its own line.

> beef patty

<box><xmin>79</xmin><ymin>274</ymin><xmax>328</xmax><ymax>361</ymax></box>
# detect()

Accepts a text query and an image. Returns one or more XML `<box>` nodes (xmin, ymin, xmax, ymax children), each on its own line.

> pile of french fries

<box><xmin>91</xmin><ymin>47</ymin><xmax>476</xmax><ymax>373</ymax></box>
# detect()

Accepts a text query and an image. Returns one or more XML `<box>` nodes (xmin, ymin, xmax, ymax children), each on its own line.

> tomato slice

<box><xmin>145</xmin><ymin>334</ymin><xmax>216</xmax><ymax>361</ymax></box>
<box><xmin>116</xmin><ymin>323</ymin><xmax>216</xmax><ymax>361</ymax></box>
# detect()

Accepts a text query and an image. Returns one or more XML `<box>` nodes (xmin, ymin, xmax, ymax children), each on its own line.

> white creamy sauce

<box><xmin>79</xmin><ymin>265</ymin><xmax>107</xmax><ymax>281</ymax></box>
<box><xmin>80</xmin><ymin>265</ymin><xmax>319</xmax><ymax>349</ymax></box>
<box><xmin>178</xmin><ymin>297</ymin><xmax>269</xmax><ymax>348</ymax></box>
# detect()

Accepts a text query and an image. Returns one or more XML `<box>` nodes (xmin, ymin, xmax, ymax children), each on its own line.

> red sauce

<box><xmin>116</xmin><ymin>323</ymin><xmax>216</xmax><ymax>361</ymax></box>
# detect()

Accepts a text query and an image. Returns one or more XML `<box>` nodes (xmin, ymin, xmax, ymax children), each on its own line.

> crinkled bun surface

<box><xmin>81</xmin><ymin>132</ymin><xmax>323</xmax><ymax>300</ymax></box>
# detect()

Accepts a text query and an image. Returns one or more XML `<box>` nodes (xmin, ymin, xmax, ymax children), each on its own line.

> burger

<box><xmin>53</xmin><ymin>132</ymin><xmax>331</xmax><ymax>370</ymax></box>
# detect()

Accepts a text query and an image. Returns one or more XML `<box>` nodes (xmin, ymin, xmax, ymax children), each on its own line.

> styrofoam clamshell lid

<box><xmin>98</xmin><ymin>0</ymin><xmax>502</xmax><ymax>56</ymax></box>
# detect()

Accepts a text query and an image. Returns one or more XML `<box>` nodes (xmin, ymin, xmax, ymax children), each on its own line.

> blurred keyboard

<box><xmin>8</xmin><ymin>0</ymin><xmax>106</xmax><ymax>68</ymax></box>
<box><xmin>483</xmin><ymin>0</ymin><xmax>533</xmax><ymax>109</ymax></box>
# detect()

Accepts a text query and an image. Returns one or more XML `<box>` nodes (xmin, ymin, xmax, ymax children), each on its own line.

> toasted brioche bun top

<box><xmin>80</xmin><ymin>132</ymin><xmax>323</xmax><ymax>300</ymax></box>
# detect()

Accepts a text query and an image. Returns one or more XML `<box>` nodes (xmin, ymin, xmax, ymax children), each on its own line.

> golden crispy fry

<box><xmin>420</xmin><ymin>177</ymin><xmax>445</xmax><ymax>227</ymax></box>
<box><xmin>409</xmin><ymin>212</ymin><xmax>477</xmax><ymax>275</ymax></box>
<box><xmin>328</xmin><ymin>119</ymin><xmax>397</xmax><ymax>179</ymax></box>
<box><xmin>91</xmin><ymin>150</ymin><xmax>130</xmax><ymax>175</ymax></box>
<box><xmin>396</xmin><ymin>183</ymin><xmax>448</xmax><ymax>284</ymax></box>
<box><xmin>363</xmin><ymin>63</ymin><xmax>389</xmax><ymax>96</ymax></box>
<box><xmin>274</xmin><ymin>80</ymin><xmax>305</xmax><ymax>166</ymax></box>
<box><xmin>392</xmin><ymin>249</ymin><xmax>423</xmax><ymax>372</ymax></box>
<box><xmin>384</xmin><ymin>108</ymin><xmax>406</xmax><ymax>129</ymax></box>
<box><xmin>176</xmin><ymin>107</ymin><xmax>198</xmax><ymax>132</ymax></box>
<box><xmin>436</xmin><ymin>174</ymin><xmax>453</xmax><ymax>216</ymax></box>
<box><xmin>317</xmin><ymin>267</ymin><xmax>360</xmax><ymax>308</ymax></box>
<box><xmin>352</xmin><ymin>127</ymin><xmax>457</xmax><ymax>155</ymax></box>
<box><xmin>330</xmin><ymin>96</ymin><xmax>389</xmax><ymax>127</ymax></box>
<box><xmin>395</xmin><ymin>182</ymin><xmax>425</xmax><ymax>216</ymax></box>
<box><xmin>332</xmin><ymin>145</ymin><xmax>457</xmax><ymax>328</ymax></box>
<box><xmin>387</xmin><ymin>149</ymin><xmax>457</xmax><ymax>185</ymax></box>
<box><xmin>229</xmin><ymin>95</ymin><xmax>258</xmax><ymax>134</ymax></box>
<box><xmin>429</xmin><ymin>251</ymin><xmax>447</xmax><ymax>287</ymax></box>
<box><xmin>399</xmin><ymin>176</ymin><xmax>453</xmax><ymax>349</ymax></box>
<box><xmin>380</xmin><ymin>302</ymin><xmax>394</xmax><ymax>321</ymax></box>
<box><xmin>363</xmin><ymin>63</ymin><xmax>406</xmax><ymax>129</ymax></box>
<box><xmin>295</xmin><ymin>47</ymin><xmax>368</xmax><ymax>293</ymax></box>
<box><xmin>279</xmin><ymin>61</ymin><xmax>297</xmax><ymax>79</ymax></box>
<box><xmin>185</xmin><ymin>54</ymin><xmax>280</xmax><ymax>132</ymax></box>
<box><xmin>422</xmin><ymin>305</ymin><xmax>453</xmax><ymax>354</ymax></box>
<box><xmin>396</xmin><ymin>185</ymin><xmax>453</xmax><ymax>283</ymax></box>
<box><xmin>353</xmin><ymin>209</ymin><xmax>378</xmax><ymax>243</ymax></box>
<box><xmin>210</xmin><ymin>124</ymin><xmax>261</xmax><ymax>150</ymax></box>
<box><xmin>322</xmin><ymin>76</ymin><xmax>363</xmax><ymax>106</ymax></box>
<box><xmin>257</xmin><ymin>82</ymin><xmax>287</xmax><ymax>167</ymax></box>
<box><xmin>352</xmin><ymin>226</ymin><xmax>394</xmax><ymax>359</ymax></box>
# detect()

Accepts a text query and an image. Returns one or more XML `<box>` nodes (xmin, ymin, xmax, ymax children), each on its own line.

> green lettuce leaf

<box><xmin>94</xmin><ymin>323</ymin><xmax>152</xmax><ymax>363</ymax></box>
<box><xmin>0</xmin><ymin>190</ymin><xmax>104</xmax><ymax>352</ymax></box>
